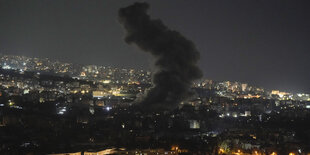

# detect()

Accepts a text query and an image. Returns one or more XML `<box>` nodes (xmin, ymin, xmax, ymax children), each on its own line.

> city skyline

<box><xmin>1</xmin><ymin>53</ymin><xmax>309</xmax><ymax>95</ymax></box>
<box><xmin>1</xmin><ymin>0</ymin><xmax>309</xmax><ymax>92</ymax></box>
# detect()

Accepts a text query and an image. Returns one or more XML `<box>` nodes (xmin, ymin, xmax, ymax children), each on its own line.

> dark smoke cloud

<box><xmin>118</xmin><ymin>2</ymin><xmax>203</xmax><ymax>110</ymax></box>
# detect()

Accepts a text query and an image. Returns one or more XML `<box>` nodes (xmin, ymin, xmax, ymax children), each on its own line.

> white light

<box><xmin>106</xmin><ymin>107</ymin><xmax>112</xmax><ymax>111</ymax></box>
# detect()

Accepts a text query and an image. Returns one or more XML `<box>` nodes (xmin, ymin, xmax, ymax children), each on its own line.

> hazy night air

<box><xmin>119</xmin><ymin>2</ymin><xmax>202</xmax><ymax>109</ymax></box>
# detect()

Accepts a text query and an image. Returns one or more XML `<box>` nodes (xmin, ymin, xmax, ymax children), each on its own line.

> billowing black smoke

<box><xmin>118</xmin><ymin>2</ymin><xmax>203</xmax><ymax>110</ymax></box>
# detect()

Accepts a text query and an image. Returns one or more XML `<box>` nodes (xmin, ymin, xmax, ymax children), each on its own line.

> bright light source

<box><xmin>298</xmin><ymin>149</ymin><xmax>301</xmax><ymax>153</ymax></box>
<box><xmin>218</xmin><ymin>148</ymin><xmax>225</xmax><ymax>154</ymax></box>
<box><xmin>106</xmin><ymin>106</ymin><xmax>112</xmax><ymax>111</ymax></box>
<box><xmin>8</xmin><ymin>100</ymin><xmax>15</xmax><ymax>106</ymax></box>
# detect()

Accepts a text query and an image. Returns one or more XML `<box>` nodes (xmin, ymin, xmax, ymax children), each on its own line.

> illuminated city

<box><xmin>1</xmin><ymin>0</ymin><xmax>310</xmax><ymax>155</ymax></box>
<box><xmin>0</xmin><ymin>53</ymin><xmax>309</xmax><ymax>154</ymax></box>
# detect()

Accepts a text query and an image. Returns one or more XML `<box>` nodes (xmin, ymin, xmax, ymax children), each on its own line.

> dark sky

<box><xmin>0</xmin><ymin>0</ymin><xmax>309</xmax><ymax>93</ymax></box>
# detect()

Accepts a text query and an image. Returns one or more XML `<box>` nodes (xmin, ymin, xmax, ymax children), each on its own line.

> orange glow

<box><xmin>270</xmin><ymin>152</ymin><xmax>277</xmax><ymax>155</ymax></box>
<box><xmin>171</xmin><ymin>145</ymin><xmax>179</xmax><ymax>151</ymax></box>
<box><xmin>218</xmin><ymin>148</ymin><xmax>225</xmax><ymax>154</ymax></box>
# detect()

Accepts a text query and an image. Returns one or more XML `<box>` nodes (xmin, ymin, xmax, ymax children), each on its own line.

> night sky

<box><xmin>0</xmin><ymin>0</ymin><xmax>309</xmax><ymax>93</ymax></box>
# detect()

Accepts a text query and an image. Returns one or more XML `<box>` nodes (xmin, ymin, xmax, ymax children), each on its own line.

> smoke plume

<box><xmin>118</xmin><ymin>2</ymin><xmax>203</xmax><ymax>110</ymax></box>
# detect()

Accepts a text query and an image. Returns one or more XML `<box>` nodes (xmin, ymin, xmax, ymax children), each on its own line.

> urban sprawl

<box><xmin>0</xmin><ymin>54</ymin><xmax>309</xmax><ymax>155</ymax></box>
